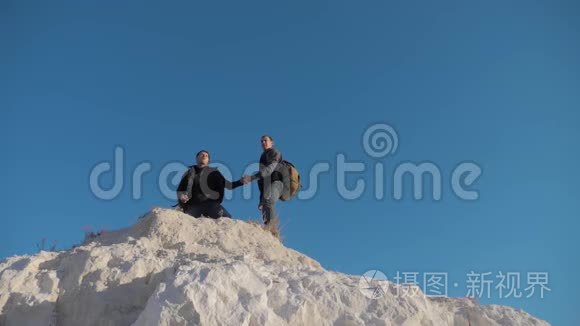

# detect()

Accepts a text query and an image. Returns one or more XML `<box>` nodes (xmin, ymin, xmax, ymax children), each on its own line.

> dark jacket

<box><xmin>177</xmin><ymin>165</ymin><xmax>242</xmax><ymax>209</ymax></box>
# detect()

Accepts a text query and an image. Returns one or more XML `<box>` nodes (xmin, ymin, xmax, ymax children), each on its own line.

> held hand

<box><xmin>179</xmin><ymin>194</ymin><xmax>190</xmax><ymax>203</ymax></box>
<box><xmin>241</xmin><ymin>175</ymin><xmax>253</xmax><ymax>184</ymax></box>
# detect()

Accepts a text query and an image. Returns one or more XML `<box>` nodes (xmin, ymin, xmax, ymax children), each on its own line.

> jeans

<box><xmin>185</xmin><ymin>202</ymin><xmax>232</xmax><ymax>219</ymax></box>
<box><xmin>261</xmin><ymin>180</ymin><xmax>283</xmax><ymax>230</ymax></box>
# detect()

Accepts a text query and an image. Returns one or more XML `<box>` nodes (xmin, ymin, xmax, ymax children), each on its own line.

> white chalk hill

<box><xmin>0</xmin><ymin>208</ymin><xmax>549</xmax><ymax>326</ymax></box>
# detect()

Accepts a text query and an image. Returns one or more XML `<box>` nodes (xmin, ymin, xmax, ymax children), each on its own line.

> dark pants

<box><xmin>185</xmin><ymin>202</ymin><xmax>232</xmax><ymax>219</ymax></box>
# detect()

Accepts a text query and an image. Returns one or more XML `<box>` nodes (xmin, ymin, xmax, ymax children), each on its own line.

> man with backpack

<box><xmin>242</xmin><ymin>135</ymin><xmax>300</xmax><ymax>238</ymax></box>
<box><xmin>177</xmin><ymin>150</ymin><xmax>244</xmax><ymax>219</ymax></box>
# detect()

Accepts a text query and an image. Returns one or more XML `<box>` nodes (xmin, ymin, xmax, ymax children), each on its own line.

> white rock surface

<box><xmin>0</xmin><ymin>208</ymin><xmax>549</xmax><ymax>326</ymax></box>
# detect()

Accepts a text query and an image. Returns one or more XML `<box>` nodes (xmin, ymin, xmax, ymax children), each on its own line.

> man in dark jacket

<box><xmin>242</xmin><ymin>135</ymin><xmax>286</xmax><ymax>237</ymax></box>
<box><xmin>177</xmin><ymin>150</ymin><xmax>243</xmax><ymax>218</ymax></box>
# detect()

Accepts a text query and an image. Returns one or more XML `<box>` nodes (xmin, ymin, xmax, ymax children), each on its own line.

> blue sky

<box><xmin>1</xmin><ymin>1</ymin><xmax>579</xmax><ymax>324</ymax></box>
